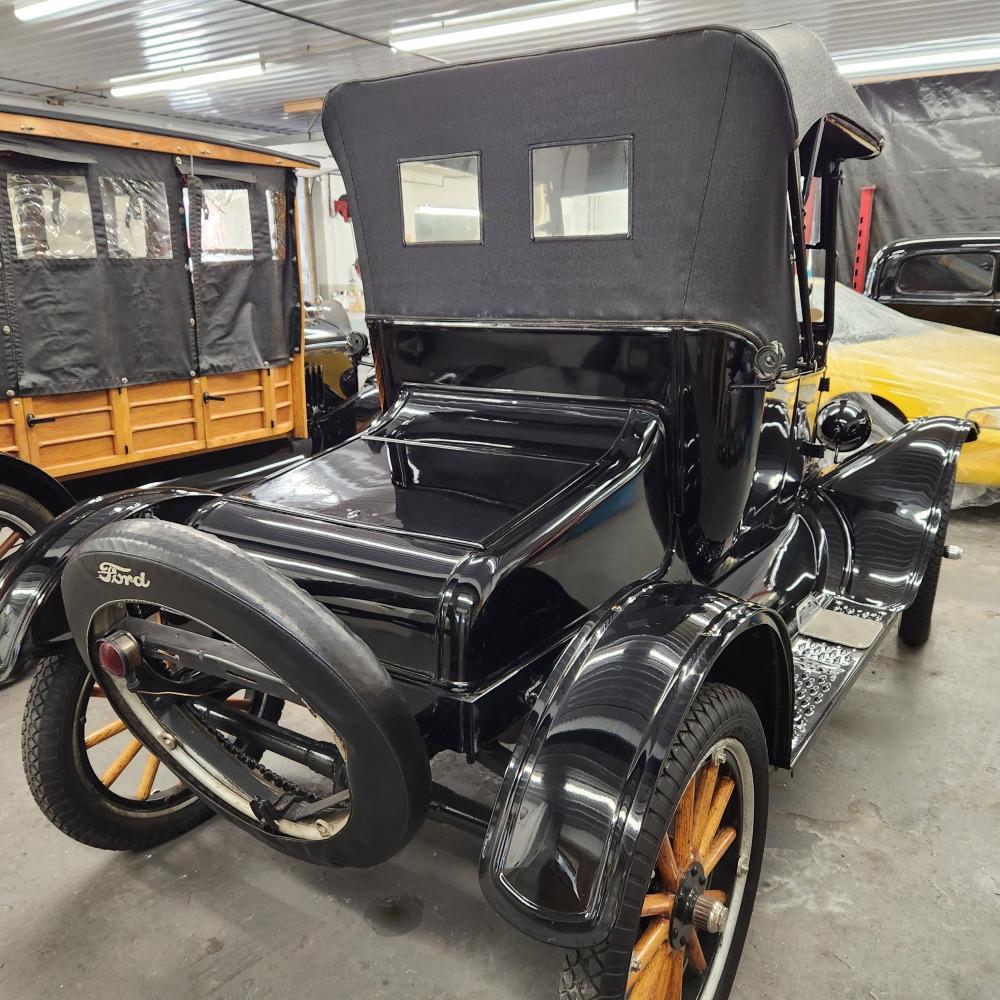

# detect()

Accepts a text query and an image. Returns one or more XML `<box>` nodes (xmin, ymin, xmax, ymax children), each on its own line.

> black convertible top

<box><xmin>324</xmin><ymin>23</ymin><xmax>883</xmax><ymax>351</ymax></box>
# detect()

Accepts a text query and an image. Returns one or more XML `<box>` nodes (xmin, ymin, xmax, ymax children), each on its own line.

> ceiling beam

<box><xmin>283</xmin><ymin>98</ymin><xmax>324</xmax><ymax>115</ymax></box>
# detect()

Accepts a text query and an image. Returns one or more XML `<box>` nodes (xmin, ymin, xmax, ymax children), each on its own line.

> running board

<box><xmin>790</xmin><ymin>597</ymin><xmax>896</xmax><ymax>765</ymax></box>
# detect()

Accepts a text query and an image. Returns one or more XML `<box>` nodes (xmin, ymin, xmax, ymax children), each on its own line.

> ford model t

<box><xmin>9</xmin><ymin>24</ymin><xmax>970</xmax><ymax>1000</ymax></box>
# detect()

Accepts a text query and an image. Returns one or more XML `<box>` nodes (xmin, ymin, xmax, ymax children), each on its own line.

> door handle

<box><xmin>26</xmin><ymin>413</ymin><xmax>56</xmax><ymax>428</ymax></box>
<box><xmin>202</xmin><ymin>392</ymin><xmax>226</xmax><ymax>403</ymax></box>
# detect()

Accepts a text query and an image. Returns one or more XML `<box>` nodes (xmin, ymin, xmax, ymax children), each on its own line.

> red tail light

<box><xmin>96</xmin><ymin>631</ymin><xmax>141</xmax><ymax>677</ymax></box>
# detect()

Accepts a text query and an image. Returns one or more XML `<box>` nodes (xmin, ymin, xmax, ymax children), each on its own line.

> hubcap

<box><xmin>627</xmin><ymin>739</ymin><xmax>753</xmax><ymax>999</ymax></box>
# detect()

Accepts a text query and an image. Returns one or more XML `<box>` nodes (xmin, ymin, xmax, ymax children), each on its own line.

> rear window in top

<box><xmin>399</xmin><ymin>153</ymin><xmax>482</xmax><ymax>245</ymax></box>
<box><xmin>531</xmin><ymin>138</ymin><xmax>630</xmax><ymax>239</ymax></box>
<box><xmin>897</xmin><ymin>252</ymin><xmax>996</xmax><ymax>295</ymax></box>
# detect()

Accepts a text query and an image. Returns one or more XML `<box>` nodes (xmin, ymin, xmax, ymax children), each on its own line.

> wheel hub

<box><xmin>669</xmin><ymin>863</ymin><xmax>703</xmax><ymax>949</ymax></box>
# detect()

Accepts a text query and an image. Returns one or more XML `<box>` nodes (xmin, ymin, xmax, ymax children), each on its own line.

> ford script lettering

<box><xmin>96</xmin><ymin>561</ymin><xmax>151</xmax><ymax>588</ymax></box>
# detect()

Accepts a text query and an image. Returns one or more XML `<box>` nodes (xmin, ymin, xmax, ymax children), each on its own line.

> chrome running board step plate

<box><xmin>790</xmin><ymin>597</ymin><xmax>896</xmax><ymax>765</ymax></box>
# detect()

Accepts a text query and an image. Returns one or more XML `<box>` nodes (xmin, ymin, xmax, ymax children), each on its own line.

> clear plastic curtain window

<box><xmin>200</xmin><ymin>188</ymin><xmax>253</xmax><ymax>262</ymax></box>
<box><xmin>266</xmin><ymin>189</ymin><xmax>287</xmax><ymax>260</ymax></box>
<box><xmin>99</xmin><ymin>177</ymin><xmax>172</xmax><ymax>259</ymax></box>
<box><xmin>6</xmin><ymin>173</ymin><xmax>96</xmax><ymax>259</ymax></box>
<box><xmin>399</xmin><ymin>155</ymin><xmax>482</xmax><ymax>245</ymax></box>
<box><xmin>531</xmin><ymin>139</ymin><xmax>630</xmax><ymax>239</ymax></box>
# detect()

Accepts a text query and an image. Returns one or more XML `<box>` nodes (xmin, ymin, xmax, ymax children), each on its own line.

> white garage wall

<box><xmin>272</xmin><ymin>139</ymin><xmax>366</xmax><ymax>332</ymax></box>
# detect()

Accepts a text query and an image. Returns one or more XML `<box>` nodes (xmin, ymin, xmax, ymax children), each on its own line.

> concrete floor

<box><xmin>1</xmin><ymin>506</ymin><xmax>998</xmax><ymax>1000</ymax></box>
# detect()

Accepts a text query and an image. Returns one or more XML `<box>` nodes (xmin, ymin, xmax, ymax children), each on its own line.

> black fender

<box><xmin>813</xmin><ymin>415</ymin><xmax>973</xmax><ymax>609</ymax></box>
<box><xmin>0</xmin><ymin>452</ymin><xmax>75</xmax><ymax>517</ymax></box>
<box><xmin>478</xmin><ymin>582</ymin><xmax>792</xmax><ymax>948</ymax></box>
<box><xmin>0</xmin><ymin>487</ymin><xmax>211</xmax><ymax>685</ymax></box>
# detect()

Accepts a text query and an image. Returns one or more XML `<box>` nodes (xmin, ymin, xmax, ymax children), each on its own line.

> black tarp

<box><xmin>0</xmin><ymin>135</ymin><xmax>299</xmax><ymax>397</ymax></box>
<box><xmin>323</xmin><ymin>23</ymin><xmax>881</xmax><ymax>356</ymax></box>
<box><xmin>838</xmin><ymin>70</ymin><xmax>1000</xmax><ymax>283</ymax></box>
<box><xmin>180</xmin><ymin>164</ymin><xmax>298</xmax><ymax>377</ymax></box>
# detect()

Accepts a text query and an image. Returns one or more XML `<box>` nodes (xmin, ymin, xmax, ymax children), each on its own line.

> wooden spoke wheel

<box><xmin>80</xmin><ymin>680</ymin><xmax>257</xmax><ymax>808</ymax></box>
<box><xmin>627</xmin><ymin>741</ymin><xmax>749</xmax><ymax>1000</ymax></box>
<box><xmin>559</xmin><ymin>684</ymin><xmax>767</xmax><ymax>1000</ymax></box>
<box><xmin>22</xmin><ymin>646</ymin><xmax>284</xmax><ymax>851</ymax></box>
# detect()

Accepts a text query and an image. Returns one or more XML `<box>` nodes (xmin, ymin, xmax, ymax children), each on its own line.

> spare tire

<box><xmin>60</xmin><ymin>518</ymin><xmax>431</xmax><ymax>868</ymax></box>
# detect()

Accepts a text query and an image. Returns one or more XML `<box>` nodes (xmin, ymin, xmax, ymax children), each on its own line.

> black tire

<box><xmin>0</xmin><ymin>482</ymin><xmax>55</xmax><ymax>535</ymax></box>
<box><xmin>22</xmin><ymin>648</ymin><xmax>212</xmax><ymax>851</ymax></box>
<box><xmin>0</xmin><ymin>485</ymin><xmax>58</xmax><ymax>687</ymax></box>
<box><xmin>898</xmin><ymin>471</ymin><xmax>953</xmax><ymax>648</ymax></box>
<box><xmin>559</xmin><ymin>684</ymin><xmax>769</xmax><ymax>1000</ymax></box>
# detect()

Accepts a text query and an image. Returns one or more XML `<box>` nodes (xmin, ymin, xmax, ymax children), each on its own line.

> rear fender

<box><xmin>0</xmin><ymin>453</ymin><xmax>75</xmax><ymax>516</ymax></box>
<box><xmin>813</xmin><ymin>415</ymin><xmax>973</xmax><ymax>609</ymax></box>
<box><xmin>0</xmin><ymin>487</ymin><xmax>214</xmax><ymax>685</ymax></box>
<box><xmin>479</xmin><ymin>583</ymin><xmax>791</xmax><ymax>948</ymax></box>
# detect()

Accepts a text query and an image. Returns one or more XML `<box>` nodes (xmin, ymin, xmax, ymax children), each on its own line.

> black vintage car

<box><xmin>866</xmin><ymin>233</ymin><xmax>1000</xmax><ymax>333</ymax></box>
<box><xmin>8</xmin><ymin>24</ymin><xmax>970</xmax><ymax>1000</ymax></box>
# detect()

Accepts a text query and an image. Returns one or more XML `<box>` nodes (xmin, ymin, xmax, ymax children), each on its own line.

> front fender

<box><xmin>814</xmin><ymin>415</ymin><xmax>973</xmax><ymax>609</ymax></box>
<box><xmin>479</xmin><ymin>583</ymin><xmax>790</xmax><ymax>948</ymax></box>
<box><xmin>0</xmin><ymin>487</ymin><xmax>215</xmax><ymax>685</ymax></box>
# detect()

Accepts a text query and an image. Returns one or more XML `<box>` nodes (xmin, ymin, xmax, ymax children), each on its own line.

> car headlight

<box><xmin>966</xmin><ymin>406</ymin><xmax>1000</xmax><ymax>431</ymax></box>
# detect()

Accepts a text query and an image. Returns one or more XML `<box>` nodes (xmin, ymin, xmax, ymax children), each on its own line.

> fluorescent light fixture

<box><xmin>109</xmin><ymin>56</ymin><xmax>263</xmax><ymax>98</ymax></box>
<box><xmin>390</xmin><ymin>1</ymin><xmax>636</xmax><ymax>52</ymax></box>
<box><xmin>14</xmin><ymin>0</ymin><xmax>101</xmax><ymax>20</ymax></box>
<box><xmin>837</xmin><ymin>40</ymin><xmax>1000</xmax><ymax>81</ymax></box>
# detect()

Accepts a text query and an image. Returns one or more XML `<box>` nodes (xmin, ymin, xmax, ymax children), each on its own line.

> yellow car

<box><xmin>823</xmin><ymin>282</ymin><xmax>1000</xmax><ymax>487</ymax></box>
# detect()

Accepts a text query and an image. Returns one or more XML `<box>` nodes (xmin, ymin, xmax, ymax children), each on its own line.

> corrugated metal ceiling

<box><xmin>0</xmin><ymin>0</ymin><xmax>996</xmax><ymax>140</ymax></box>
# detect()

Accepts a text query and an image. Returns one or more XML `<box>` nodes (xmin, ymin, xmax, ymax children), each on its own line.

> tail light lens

<box><xmin>96</xmin><ymin>631</ymin><xmax>141</xmax><ymax>677</ymax></box>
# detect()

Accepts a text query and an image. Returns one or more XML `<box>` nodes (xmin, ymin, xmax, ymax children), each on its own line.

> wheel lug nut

<box><xmin>158</xmin><ymin>732</ymin><xmax>177</xmax><ymax>750</ymax></box>
<box><xmin>315</xmin><ymin>818</ymin><xmax>335</xmax><ymax>837</ymax></box>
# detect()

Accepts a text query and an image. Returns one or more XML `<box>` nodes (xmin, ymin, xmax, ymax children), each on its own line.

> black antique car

<box><xmin>866</xmin><ymin>233</ymin><xmax>1000</xmax><ymax>333</ymax></box>
<box><xmin>8</xmin><ymin>24</ymin><xmax>970</xmax><ymax>1000</ymax></box>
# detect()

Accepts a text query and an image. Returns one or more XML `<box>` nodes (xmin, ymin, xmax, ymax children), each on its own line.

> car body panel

<box><xmin>825</xmin><ymin>283</ymin><xmax>1000</xmax><ymax>486</ymax></box>
<box><xmin>866</xmin><ymin>234</ymin><xmax>1000</xmax><ymax>334</ymax></box>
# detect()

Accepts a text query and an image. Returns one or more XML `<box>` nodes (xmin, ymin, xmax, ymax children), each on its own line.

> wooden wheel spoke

<box><xmin>627</xmin><ymin>917</ymin><xmax>671</xmax><ymax>992</ymax></box>
<box><xmin>226</xmin><ymin>696</ymin><xmax>253</xmax><ymax>710</ymax></box>
<box><xmin>136</xmin><ymin>752</ymin><xmax>160</xmax><ymax>800</ymax></box>
<box><xmin>692</xmin><ymin>762</ymin><xmax>719</xmax><ymax>847</ymax></box>
<box><xmin>628</xmin><ymin>943</ymin><xmax>669</xmax><ymax>1000</ymax></box>
<box><xmin>673</xmin><ymin>776</ymin><xmax>696</xmax><ymax>867</ymax></box>
<box><xmin>686</xmin><ymin>928</ymin><xmax>707</xmax><ymax>973</ymax></box>
<box><xmin>702</xmin><ymin>825</ymin><xmax>737</xmax><ymax>876</ymax></box>
<box><xmin>90</xmin><ymin>684</ymin><xmax>106</xmax><ymax>698</ymax></box>
<box><xmin>657</xmin><ymin>833</ymin><xmax>681</xmax><ymax>891</ymax></box>
<box><xmin>101</xmin><ymin>738</ymin><xmax>143</xmax><ymax>787</ymax></box>
<box><xmin>704</xmin><ymin>888</ymin><xmax>728</xmax><ymax>904</ymax></box>
<box><xmin>697</xmin><ymin>776</ymin><xmax>735</xmax><ymax>859</ymax></box>
<box><xmin>84</xmin><ymin>718</ymin><xmax>128</xmax><ymax>749</ymax></box>
<box><xmin>664</xmin><ymin>947</ymin><xmax>683</xmax><ymax>1000</ymax></box>
<box><xmin>640</xmin><ymin>892</ymin><xmax>675</xmax><ymax>918</ymax></box>
<box><xmin>0</xmin><ymin>528</ymin><xmax>22</xmax><ymax>559</ymax></box>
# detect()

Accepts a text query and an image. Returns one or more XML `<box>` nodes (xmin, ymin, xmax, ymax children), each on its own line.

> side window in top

<box><xmin>6</xmin><ymin>173</ymin><xmax>96</xmax><ymax>259</ymax></box>
<box><xmin>896</xmin><ymin>252</ymin><xmax>996</xmax><ymax>295</ymax></box>
<box><xmin>265</xmin><ymin>189</ymin><xmax>287</xmax><ymax>260</ymax></box>
<box><xmin>399</xmin><ymin>153</ymin><xmax>482</xmax><ymax>245</ymax></box>
<box><xmin>200</xmin><ymin>188</ymin><xmax>254</xmax><ymax>261</ymax></box>
<box><xmin>99</xmin><ymin>177</ymin><xmax>172</xmax><ymax>259</ymax></box>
